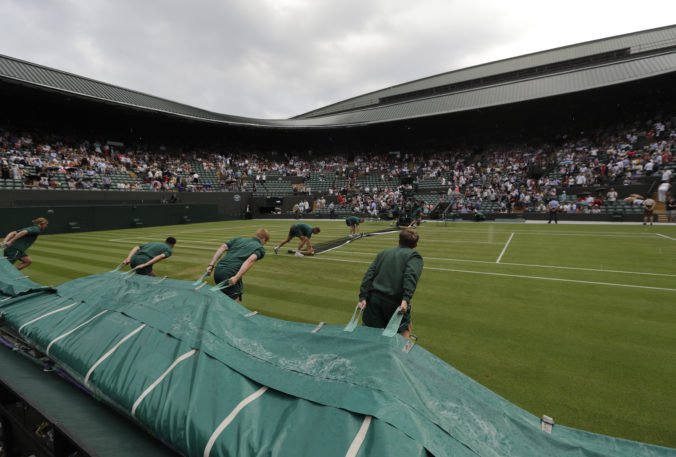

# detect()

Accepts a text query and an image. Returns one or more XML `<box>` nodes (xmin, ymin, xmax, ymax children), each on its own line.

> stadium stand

<box><xmin>2</xmin><ymin>122</ymin><xmax>672</xmax><ymax>221</ymax></box>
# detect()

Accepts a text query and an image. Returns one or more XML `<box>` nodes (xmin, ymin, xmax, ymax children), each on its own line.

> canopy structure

<box><xmin>1</xmin><ymin>26</ymin><xmax>675</xmax><ymax>127</ymax></box>
<box><xmin>1</xmin><ymin>259</ymin><xmax>675</xmax><ymax>457</ymax></box>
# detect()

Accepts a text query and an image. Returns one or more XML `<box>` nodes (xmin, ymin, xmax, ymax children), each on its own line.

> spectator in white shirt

<box><xmin>658</xmin><ymin>181</ymin><xmax>671</xmax><ymax>202</ymax></box>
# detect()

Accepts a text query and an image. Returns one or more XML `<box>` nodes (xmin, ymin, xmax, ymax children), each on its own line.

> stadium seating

<box><xmin>1</xmin><ymin>121</ymin><xmax>674</xmax><ymax>219</ymax></box>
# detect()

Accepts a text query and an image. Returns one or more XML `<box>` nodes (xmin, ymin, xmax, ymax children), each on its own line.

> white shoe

<box><xmin>274</xmin><ymin>246</ymin><xmax>279</xmax><ymax>255</ymax></box>
<box><xmin>294</xmin><ymin>251</ymin><xmax>304</xmax><ymax>257</ymax></box>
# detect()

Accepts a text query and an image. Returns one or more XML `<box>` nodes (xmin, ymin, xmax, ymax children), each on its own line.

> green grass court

<box><xmin>22</xmin><ymin>219</ymin><xmax>676</xmax><ymax>448</ymax></box>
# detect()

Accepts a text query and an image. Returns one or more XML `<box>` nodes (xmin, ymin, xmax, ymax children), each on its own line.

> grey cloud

<box><xmin>1</xmin><ymin>0</ymin><xmax>675</xmax><ymax>119</ymax></box>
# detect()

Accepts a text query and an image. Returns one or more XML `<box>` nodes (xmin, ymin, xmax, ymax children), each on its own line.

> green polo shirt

<box><xmin>9</xmin><ymin>225</ymin><xmax>42</xmax><ymax>252</ymax></box>
<box><xmin>290</xmin><ymin>223</ymin><xmax>313</xmax><ymax>238</ymax></box>
<box><xmin>346</xmin><ymin>216</ymin><xmax>361</xmax><ymax>226</ymax></box>
<box><xmin>359</xmin><ymin>247</ymin><xmax>424</xmax><ymax>303</ymax></box>
<box><xmin>215</xmin><ymin>237</ymin><xmax>266</xmax><ymax>276</ymax></box>
<box><xmin>135</xmin><ymin>242</ymin><xmax>173</xmax><ymax>260</ymax></box>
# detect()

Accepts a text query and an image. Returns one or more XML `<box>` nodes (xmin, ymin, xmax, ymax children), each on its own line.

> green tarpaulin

<box><xmin>1</xmin><ymin>259</ymin><xmax>675</xmax><ymax>457</ymax></box>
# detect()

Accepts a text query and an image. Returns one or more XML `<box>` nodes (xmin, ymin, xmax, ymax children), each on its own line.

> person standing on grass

<box><xmin>206</xmin><ymin>228</ymin><xmax>269</xmax><ymax>302</ymax></box>
<box><xmin>643</xmin><ymin>198</ymin><xmax>656</xmax><ymax>226</ymax></box>
<box><xmin>123</xmin><ymin>237</ymin><xmax>176</xmax><ymax>276</ymax></box>
<box><xmin>346</xmin><ymin>215</ymin><xmax>364</xmax><ymax>236</ymax></box>
<box><xmin>548</xmin><ymin>198</ymin><xmax>560</xmax><ymax>224</ymax></box>
<box><xmin>2</xmin><ymin>217</ymin><xmax>49</xmax><ymax>270</ymax></box>
<box><xmin>358</xmin><ymin>228</ymin><xmax>423</xmax><ymax>339</ymax></box>
<box><xmin>274</xmin><ymin>223</ymin><xmax>320</xmax><ymax>256</ymax></box>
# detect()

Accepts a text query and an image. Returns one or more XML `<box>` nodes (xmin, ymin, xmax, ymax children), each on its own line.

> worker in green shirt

<box><xmin>273</xmin><ymin>223</ymin><xmax>320</xmax><ymax>256</ymax></box>
<box><xmin>406</xmin><ymin>203</ymin><xmax>423</xmax><ymax>228</ymax></box>
<box><xmin>123</xmin><ymin>237</ymin><xmax>176</xmax><ymax>276</ymax></box>
<box><xmin>206</xmin><ymin>228</ymin><xmax>270</xmax><ymax>301</ymax></box>
<box><xmin>345</xmin><ymin>216</ymin><xmax>364</xmax><ymax>236</ymax></box>
<box><xmin>2</xmin><ymin>217</ymin><xmax>49</xmax><ymax>270</ymax></box>
<box><xmin>358</xmin><ymin>228</ymin><xmax>423</xmax><ymax>338</ymax></box>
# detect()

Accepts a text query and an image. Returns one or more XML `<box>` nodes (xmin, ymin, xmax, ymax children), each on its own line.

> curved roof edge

<box><xmin>294</xmin><ymin>24</ymin><xmax>676</xmax><ymax>119</ymax></box>
<box><xmin>1</xmin><ymin>25</ymin><xmax>676</xmax><ymax>129</ymax></box>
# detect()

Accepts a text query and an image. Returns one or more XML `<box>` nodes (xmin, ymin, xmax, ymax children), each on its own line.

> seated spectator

<box><xmin>624</xmin><ymin>194</ymin><xmax>645</xmax><ymax>206</ymax></box>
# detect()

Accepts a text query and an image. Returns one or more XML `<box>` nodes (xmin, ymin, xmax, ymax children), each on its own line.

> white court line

<box><xmin>496</xmin><ymin>233</ymin><xmax>514</xmax><ymax>264</ymax></box>
<box><xmin>325</xmin><ymin>250</ymin><xmax>676</xmax><ymax>278</ymax></box>
<box><xmin>85</xmin><ymin>324</ymin><xmax>146</xmax><ymax>386</ymax></box>
<box><xmin>421</xmin><ymin>229</ymin><xmax>658</xmax><ymax>238</ymax></box>
<box><xmin>19</xmin><ymin>302</ymin><xmax>79</xmax><ymax>332</ymax></box>
<box><xmin>131</xmin><ymin>349</ymin><xmax>197</xmax><ymax>417</ymax></box>
<box><xmin>345</xmin><ymin>416</ymin><xmax>372</xmax><ymax>457</ymax></box>
<box><xmin>46</xmin><ymin>310</ymin><xmax>109</xmax><ymax>355</ymax></box>
<box><xmin>657</xmin><ymin>233</ymin><xmax>676</xmax><ymax>241</ymax></box>
<box><xmin>203</xmin><ymin>386</ymin><xmax>268</xmax><ymax>457</ymax></box>
<box><xmin>310</xmin><ymin>256</ymin><xmax>676</xmax><ymax>292</ymax></box>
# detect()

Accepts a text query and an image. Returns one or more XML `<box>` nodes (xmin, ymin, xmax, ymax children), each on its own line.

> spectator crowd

<box><xmin>1</xmin><ymin>117</ymin><xmax>674</xmax><ymax>216</ymax></box>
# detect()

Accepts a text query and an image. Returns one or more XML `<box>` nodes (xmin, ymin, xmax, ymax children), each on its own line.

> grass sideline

<box><xmin>20</xmin><ymin>219</ymin><xmax>676</xmax><ymax>448</ymax></box>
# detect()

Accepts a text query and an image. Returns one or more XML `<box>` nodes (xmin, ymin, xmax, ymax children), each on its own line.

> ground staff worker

<box><xmin>274</xmin><ymin>223</ymin><xmax>320</xmax><ymax>255</ymax></box>
<box><xmin>346</xmin><ymin>216</ymin><xmax>364</xmax><ymax>236</ymax></box>
<box><xmin>206</xmin><ymin>228</ymin><xmax>269</xmax><ymax>302</ymax></box>
<box><xmin>358</xmin><ymin>228</ymin><xmax>423</xmax><ymax>338</ymax></box>
<box><xmin>643</xmin><ymin>198</ymin><xmax>656</xmax><ymax>226</ymax></box>
<box><xmin>123</xmin><ymin>237</ymin><xmax>176</xmax><ymax>276</ymax></box>
<box><xmin>2</xmin><ymin>217</ymin><xmax>49</xmax><ymax>270</ymax></box>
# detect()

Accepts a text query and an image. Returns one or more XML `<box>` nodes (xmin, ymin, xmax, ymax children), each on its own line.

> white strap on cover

<box><xmin>345</xmin><ymin>415</ymin><xmax>372</xmax><ymax>457</ymax></box>
<box><xmin>19</xmin><ymin>302</ymin><xmax>78</xmax><ymax>333</ymax></box>
<box><xmin>131</xmin><ymin>349</ymin><xmax>197</xmax><ymax>417</ymax></box>
<box><xmin>46</xmin><ymin>310</ymin><xmax>109</xmax><ymax>355</ymax></box>
<box><xmin>203</xmin><ymin>386</ymin><xmax>268</xmax><ymax>457</ymax></box>
<box><xmin>85</xmin><ymin>323</ymin><xmax>146</xmax><ymax>387</ymax></box>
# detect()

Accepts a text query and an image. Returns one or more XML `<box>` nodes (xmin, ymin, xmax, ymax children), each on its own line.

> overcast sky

<box><xmin>1</xmin><ymin>1</ymin><xmax>674</xmax><ymax>119</ymax></box>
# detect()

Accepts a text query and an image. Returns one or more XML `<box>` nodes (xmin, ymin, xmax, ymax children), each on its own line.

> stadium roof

<box><xmin>1</xmin><ymin>25</ymin><xmax>676</xmax><ymax>128</ymax></box>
